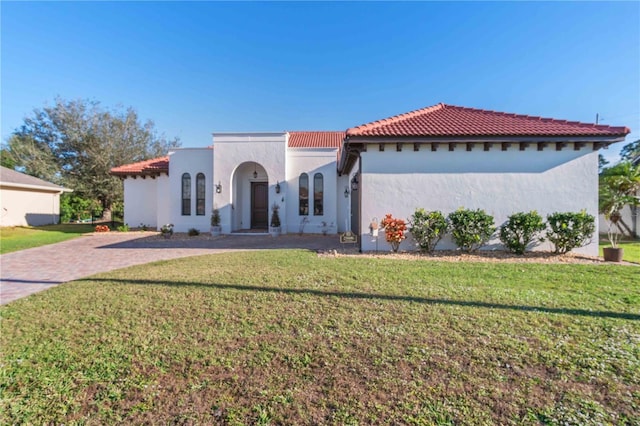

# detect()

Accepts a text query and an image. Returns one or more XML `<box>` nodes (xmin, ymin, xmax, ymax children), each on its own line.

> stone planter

<box><xmin>603</xmin><ymin>247</ymin><xmax>624</xmax><ymax>262</ymax></box>
<box><xmin>270</xmin><ymin>226</ymin><xmax>281</xmax><ymax>237</ymax></box>
<box><xmin>210</xmin><ymin>226</ymin><xmax>222</xmax><ymax>237</ymax></box>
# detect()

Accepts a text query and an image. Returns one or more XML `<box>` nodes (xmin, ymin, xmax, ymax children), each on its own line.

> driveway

<box><xmin>0</xmin><ymin>232</ymin><xmax>353</xmax><ymax>305</ymax></box>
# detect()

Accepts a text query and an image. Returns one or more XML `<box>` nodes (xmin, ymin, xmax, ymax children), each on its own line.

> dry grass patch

<box><xmin>1</xmin><ymin>250</ymin><xmax>638</xmax><ymax>424</ymax></box>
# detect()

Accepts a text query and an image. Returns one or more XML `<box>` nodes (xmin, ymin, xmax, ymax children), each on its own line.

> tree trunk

<box><xmin>101</xmin><ymin>207</ymin><xmax>112</xmax><ymax>222</ymax></box>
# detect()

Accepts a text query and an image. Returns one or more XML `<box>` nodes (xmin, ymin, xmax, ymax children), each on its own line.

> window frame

<box><xmin>313</xmin><ymin>173</ymin><xmax>323</xmax><ymax>216</ymax></box>
<box><xmin>196</xmin><ymin>173</ymin><xmax>205</xmax><ymax>216</ymax></box>
<box><xmin>181</xmin><ymin>173</ymin><xmax>191</xmax><ymax>216</ymax></box>
<box><xmin>299</xmin><ymin>173</ymin><xmax>309</xmax><ymax>216</ymax></box>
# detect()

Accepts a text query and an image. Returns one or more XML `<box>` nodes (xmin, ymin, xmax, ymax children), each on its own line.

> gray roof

<box><xmin>0</xmin><ymin>166</ymin><xmax>68</xmax><ymax>192</ymax></box>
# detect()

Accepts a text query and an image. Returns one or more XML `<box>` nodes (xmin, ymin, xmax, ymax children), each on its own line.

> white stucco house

<box><xmin>0</xmin><ymin>166</ymin><xmax>71</xmax><ymax>227</ymax></box>
<box><xmin>111</xmin><ymin>103</ymin><xmax>630</xmax><ymax>255</ymax></box>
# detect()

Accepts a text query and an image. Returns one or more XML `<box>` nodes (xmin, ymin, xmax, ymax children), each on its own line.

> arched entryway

<box><xmin>230</xmin><ymin>161</ymin><xmax>269</xmax><ymax>231</ymax></box>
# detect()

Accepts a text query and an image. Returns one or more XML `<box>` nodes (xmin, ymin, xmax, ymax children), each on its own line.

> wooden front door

<box><xmin>251</xmin><ymin>182</ymin><xmax>268</xmax><ymax>229</ymax></box>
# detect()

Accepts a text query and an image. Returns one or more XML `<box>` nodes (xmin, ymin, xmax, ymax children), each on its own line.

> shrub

<box><xmin>499</xmin><ymin>211</ymin><xmax>546</xmax><ymax>255</ymax></box>
<box><xmin>270</xmin><ymin>204</ymin><xmax>281</xmax><ymax>228</ymax></box>
<box><xmin>117</xmin><ymin>224</ymin><xmax>130</xmax><ymax>232</ymax></box>
<box><xmin>139</xmin><ymin>223</ymin><xmax>149</xmax><ymax>231</ymax></box>
<box><xmin>447</xmin><ymin>208</ymin><xmax>495</xmax><ymax>252</ymax></box>
<box><xmin>94</xmin><ymin>225</ymin><xmax>110</xmax><ymax>233</ymax></box>
<box><xmin>546</xmin><ymin>211</ymin><xmax>595</xmax><ymax>254</ymax></box>
<box><xmin>408</xmin><ymin>209</ymin><xmax>449</xmax><ymax>253</ymax></box>
<box><xmin>380</xmin><ymin>213</ymin><xmax>407</xmax><ymax>252</ymax></box>
<box><xmin>211</xmin><ymin>208</ymin><xmax>221</xmax><ymax>227</ymax></box>
<box><xmin>188</xmin><ymin>228</ymin><xmax>200</xmax><ymax>236</ymax></box>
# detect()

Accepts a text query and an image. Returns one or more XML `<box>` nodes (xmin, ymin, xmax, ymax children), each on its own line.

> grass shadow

<box><xmin>84</xmin><ymin>278</ymin><xmax>640</xmax><ymax>321</ymax></box>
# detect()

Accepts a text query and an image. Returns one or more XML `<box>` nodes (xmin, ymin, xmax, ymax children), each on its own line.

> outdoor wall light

<box><xmin>351</xmin><ymin>174</ymin><xmax>359</xmax><ymax>191</ymax></box>
<box><xmin>253</xmin><ymin>163</ymin><xmax>258</xmax><ymax>179</ymax></box>
<box><xmin>275</xmin><ymin>181</ymin><xmax>281</xmax><ymax>194</ymax></box>
<box><xmin>215</xmin><ymin>181</ymin><xmax>222</xmax><ymax>194</ymax></box>
<box><xmin>344</xmin><ymin>186</ymin><xmax>350</xmax><ymax>198</ymax></box>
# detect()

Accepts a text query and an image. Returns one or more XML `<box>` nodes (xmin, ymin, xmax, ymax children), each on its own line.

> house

<box><xmin>0</xmin><ymin>166</ymin><xmax>71</xmax><ymax>227</ymax></box>
<box><xmin>111</xmin><ymin>103</ymin><xmax>630</xmax><ymax>255</ymax></box>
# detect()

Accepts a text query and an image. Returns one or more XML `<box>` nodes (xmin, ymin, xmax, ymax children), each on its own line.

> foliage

<box><xmin>210</xmin><ymin>208</ymin><xmax>221</xmax><ymax>227</ymax></box>
<box><xmin>408</xmin><ymin>208</ymin><xmax>449</xmax><ymax>253</ymax></box>
<box><xmin>1</xmin><ymin>251</ymin><xmax>638</xmax><ymax>425</ymax></box>
<box><xmin>447</xmin><ymin>208</ymin><xmax>496</xmax><ymax>252</ymax></box>
<box><xmin>160</xmin><ymin>224</ymin><xmax>174</xmax><ymax>235</ymax></box>
<box><xmin>116</xmin><ymin>224</ymin><xmax>130</xmax><ymax>232</ymax></box>
<box><xmin>380</xmin><ymin>213</ymin><xmax>407</xmax><ymax>252</ymax></box>
<box><xmin>546</xmin><ymin>211</ymin><xmax>595</xmax><ymax>254</ymax></box>
<box><xmin>270</xmin><ymin>204</ymin><xmax>281</xmax><ymax>228</ymax></box>
<box><xmin>0</xmin><ymin>224</ymin><xmax>95</xmax><ymax>254</ymax></box>
<box><xmin>60</xmin><ymin>193</ymin><xmax>102</xmax><ymax>223</ymax></box>
<box><xmin>0</xmin><ymin>147</ymin><xmax>17</xmax><ymax>169</ymax></box>
<box><xmin>188</xmin><ymin>228</ymin><xmax>200</xmax><ymax>236</ymax></box>
<box><xmin>620</xmin><ymin>139</ymin><xmax>639</xmax><ymax>164</ymax></box>
<box><xmin>94</xmin><ymin>225</ymin><xmax>110</xmax><ymax>233</ymax></box>
<box><xmin>599</xmin><ymin>161</ymin><xmax>640</xmax><ymax>247</ymax></box>
<box><xmin>139</xmin><ymin>224</ymin><xmax>149</xmax><ymax>231</ymax></box>
<box><xmin>598</xmin><ymin>154</ymin><xmax>609</xmax><ymax>173</ymax></box>
<box><xmin>5</xmin><ymin>97</ymin><xmax>180</xmax><ymax>218</ymax></box>
<box><xmin>499</xmin><ymin>211</ymin><xmax>546</xmax><ymax>254</ymax></box>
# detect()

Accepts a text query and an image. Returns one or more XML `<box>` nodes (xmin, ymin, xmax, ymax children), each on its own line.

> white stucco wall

<box><xmin>123</xmin><ymin>177</ymin><xmax>159</xmax><ymax>228</ymax></box>
<box><xmin>358</xmin><ymin>143</ymin><xmax>600</xmax><ymax>255</ymax></box>
<box><xmin>0</xmin><ymin>187</ymin><xmax>61</xmax><ymax>226</ymax></box>
<box><xmin>168</xmin><ymin>148</ymin><xmax>214</xmax><ymax>233</ymax></box>
<box><xmin>213</xmin><ymin>133</ymin><xmax>287</xmax><ymax>233</ymax></box>
<box><xmin>286</xmin><ymin>148</ymin><xmax>341</xmax><ymax>234</ymax></box>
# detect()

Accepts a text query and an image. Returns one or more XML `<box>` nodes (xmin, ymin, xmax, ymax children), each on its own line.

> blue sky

<box><xmin>2</xmin><ymin>1</ymin><xmax>638</xmax><ymax>163</ymax></box>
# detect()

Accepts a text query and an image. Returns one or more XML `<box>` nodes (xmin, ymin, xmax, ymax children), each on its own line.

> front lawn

<box><xmin>0</xmin><ymin>224</ymin><xmax>96</xmax><ymax>254</ymax></box>
<box><xmin>1</xmin><ymin>251</ymin><xmax>638</xmax><ymax>424</ymax></box>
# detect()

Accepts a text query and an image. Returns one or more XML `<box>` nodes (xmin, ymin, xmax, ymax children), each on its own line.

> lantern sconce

<box><xmin>275</xmin><ymin>181</ymin><xmax>281</xmax><ymax>194</ymax></box>
<box><xmin>215</xmin><ymin>181</ymin><xmax>222</xmax><ymax>194</ymax></box>
<box><xmin>350</xmin><ymin>174</ymin><xmax>359</xmax><ymax>191</ymax></box>
<box><xmin>344</xmin><ymin>186</ymin><xmax>350</xmax><ymax>198</ymax></box>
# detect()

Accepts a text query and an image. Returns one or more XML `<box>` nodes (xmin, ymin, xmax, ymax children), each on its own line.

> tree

<box><xmin>599</xmin><ymin>161</ymin><xmax>640</xmax><ymax>239</ymax></box>
<box><xmin>6</xmin><ymin>98</ymin><xmax>180</xmax><ymax>219</ymax></box>
<box><xmin>620</xmin><ymin>139</ymin><xmax>639</xmax><ymax>165</ymax></box>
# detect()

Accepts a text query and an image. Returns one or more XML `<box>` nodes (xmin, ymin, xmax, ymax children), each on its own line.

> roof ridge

<box><xmin>347</xmin><ymin>103</ymin><xmax>445</xmax><ymax>134</ymax></box>
<box><xmin>443</xmin><ymin>104</ymin><xmax>629</xmax><ymax>131</ymax></box>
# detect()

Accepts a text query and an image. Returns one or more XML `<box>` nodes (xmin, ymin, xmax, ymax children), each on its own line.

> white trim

<box><xmin>0</xmin><ymin>182</ymin><xmax>71</xmax><ymax>193</ymax></box>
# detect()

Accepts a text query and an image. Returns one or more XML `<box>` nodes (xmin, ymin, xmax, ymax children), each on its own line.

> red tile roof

<box><xmin>346</xmin><ymin>103</ymin><xmax>631</xmax><ymax>138</ymax></box>
<box><xmin>288</xmin><ymin>131</ymin><xmax>345</xmax><ymax>148</ymax></box>
<box><xmin>110</xmin><ymin>156</ymin><xmax>169</xmax><ymax>177</ymax></box>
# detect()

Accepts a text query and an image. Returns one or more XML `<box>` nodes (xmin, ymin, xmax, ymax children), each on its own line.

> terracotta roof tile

<box><xmin>110</xmin><ymin>156</ymin><xmax>169</xmax><ymax>176</ymax></box>
<box><xmin>288</xmin><ymin>131</ymin><xmax>345</xmax><ymax>148</ymax></box>
<box><xmin>346</xmin><ymin>103</ymin><xmax>631</xmax><ymax>138</ymax></box>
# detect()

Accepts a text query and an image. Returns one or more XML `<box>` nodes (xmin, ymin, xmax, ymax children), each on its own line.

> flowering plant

<box><xmin>94</xmin><ymin>225</ymin><xmax>110</xmax><ymax>233</ymax></box>
<box><xmin>160</xmin><ymin>223</ymin><xmax>174</xmax><ymax>235</ymax></box>
<box><xmin>380</xmin><ymin>213</ymin><xmax>407</xmax><ymax>252</ymax></box>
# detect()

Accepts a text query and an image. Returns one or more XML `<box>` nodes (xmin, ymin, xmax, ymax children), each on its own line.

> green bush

<box><xmin>188</xmin><ymin>228</ymin><xmax>200</xmax><ymax>236</ymax></box>
<box><xmin>116</xmin><ymin>224</ymin><xmax>130</xmax><ymax>232</ymax></box>
<box><xmin>408</xmin><ymin>208</ymin><xmax>449</xmax><ymax>253</ymax></box>
<box><xmin>499</xmin><ymin>211</ymin><xmax>546</xmax><ymax>255</ymax></box>
<box><xmin>546</xmin><ymin>211</ymin><xmax>595</xmax><ymax>254</ymax></box>
<box><xmin>448</xmin><ymin>208</ymin><xmax>495</xmax><ymax>252</ymax></box>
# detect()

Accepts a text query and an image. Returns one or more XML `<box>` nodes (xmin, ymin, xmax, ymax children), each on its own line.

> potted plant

<box><xmin>599</xmin><ymin>162</ymin><xmax>640</xmax><ymax>262</ymax></box>
<box><xmin>270</xmin><ymin>204</ymin><xmax>281</xmax><ymax>237</ymax></box>
<box><xmin>160</xmin><ymin>223</ymin><xmax>174</xmax><ymax>239</ymax></box>
<box><xmin>210</xmin><ymin>208</ymin><xmax>222</xmax><ymax>236</ymax></box>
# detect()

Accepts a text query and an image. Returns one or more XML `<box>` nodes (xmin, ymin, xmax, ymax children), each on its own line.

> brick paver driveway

<box><xmin>0</xmin><ymin>232</ymin><xmax>350</xmax><ymax>305</ymax></box>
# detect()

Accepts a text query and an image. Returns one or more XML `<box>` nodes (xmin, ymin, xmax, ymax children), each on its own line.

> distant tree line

<box><xmin>1</xmin><ymin>97</ymin><xmax>180</xmax><ymax>221</ymax></box>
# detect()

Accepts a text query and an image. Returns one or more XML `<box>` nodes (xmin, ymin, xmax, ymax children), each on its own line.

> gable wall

<box><xmin>358</xmin><ymin>143</ymin><xmax>600</xmax><ymax>255</ymax></box>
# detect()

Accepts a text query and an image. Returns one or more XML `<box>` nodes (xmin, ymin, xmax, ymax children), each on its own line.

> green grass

<box><xmin>599</xmin><ymin>239</ymin><xmax>640</xmax><ymax>263</ymax></box>
<box><xmin>0</xmin><ymin>224</ymin><xmax>96</xmax><ymax>254</ymax></box>
<box><xmin>1</xmin><ymin>250</ymin><xmax>639</xmax><ymax>424</ymax></box>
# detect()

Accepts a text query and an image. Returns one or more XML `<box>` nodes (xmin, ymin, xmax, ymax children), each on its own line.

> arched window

<box><xmin>313</xmin><ymin>173</ymin><xmax>323</xmax><ymax>216</ymax></box>
<box><xmin>196</xmin><ymin>173</ymin><xmax>205</xmax><ymax>216</ymax></box>
<box><xmin>181</xmin><ymin>173</ymin><xmax>191</xmax><ymax>216</ymax></box>
<box><xmin>299</xmin><ymin>173</ymin><xmax>309</xmax><ymax>216</ymax></box>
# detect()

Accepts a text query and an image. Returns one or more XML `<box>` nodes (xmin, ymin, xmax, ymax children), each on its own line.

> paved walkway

<box><xmin>0</xmin><ymin>233</ymin><xmax>351</xmax><ymax>305</ymax></box>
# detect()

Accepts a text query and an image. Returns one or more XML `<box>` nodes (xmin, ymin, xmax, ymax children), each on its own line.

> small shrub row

<box><xmin>188</xmin><ymin>228</ymin><xmax>200</xmax><ymax>236</ymax></box>
<box><xmin>406</xmin><ymin>208</ymin><xmax>595</xmax><ymax>254</ymax></box>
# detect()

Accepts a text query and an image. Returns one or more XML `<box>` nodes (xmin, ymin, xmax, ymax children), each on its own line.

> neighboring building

<box><xmin>0</xmin><ymin>166</ymin><xmax>71</xmax><ymax>227</ymax></box>
<box><xmin>111</xmin><ymin>103</ymin><xmax>630</xmax><ymax>255</ymax></box>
